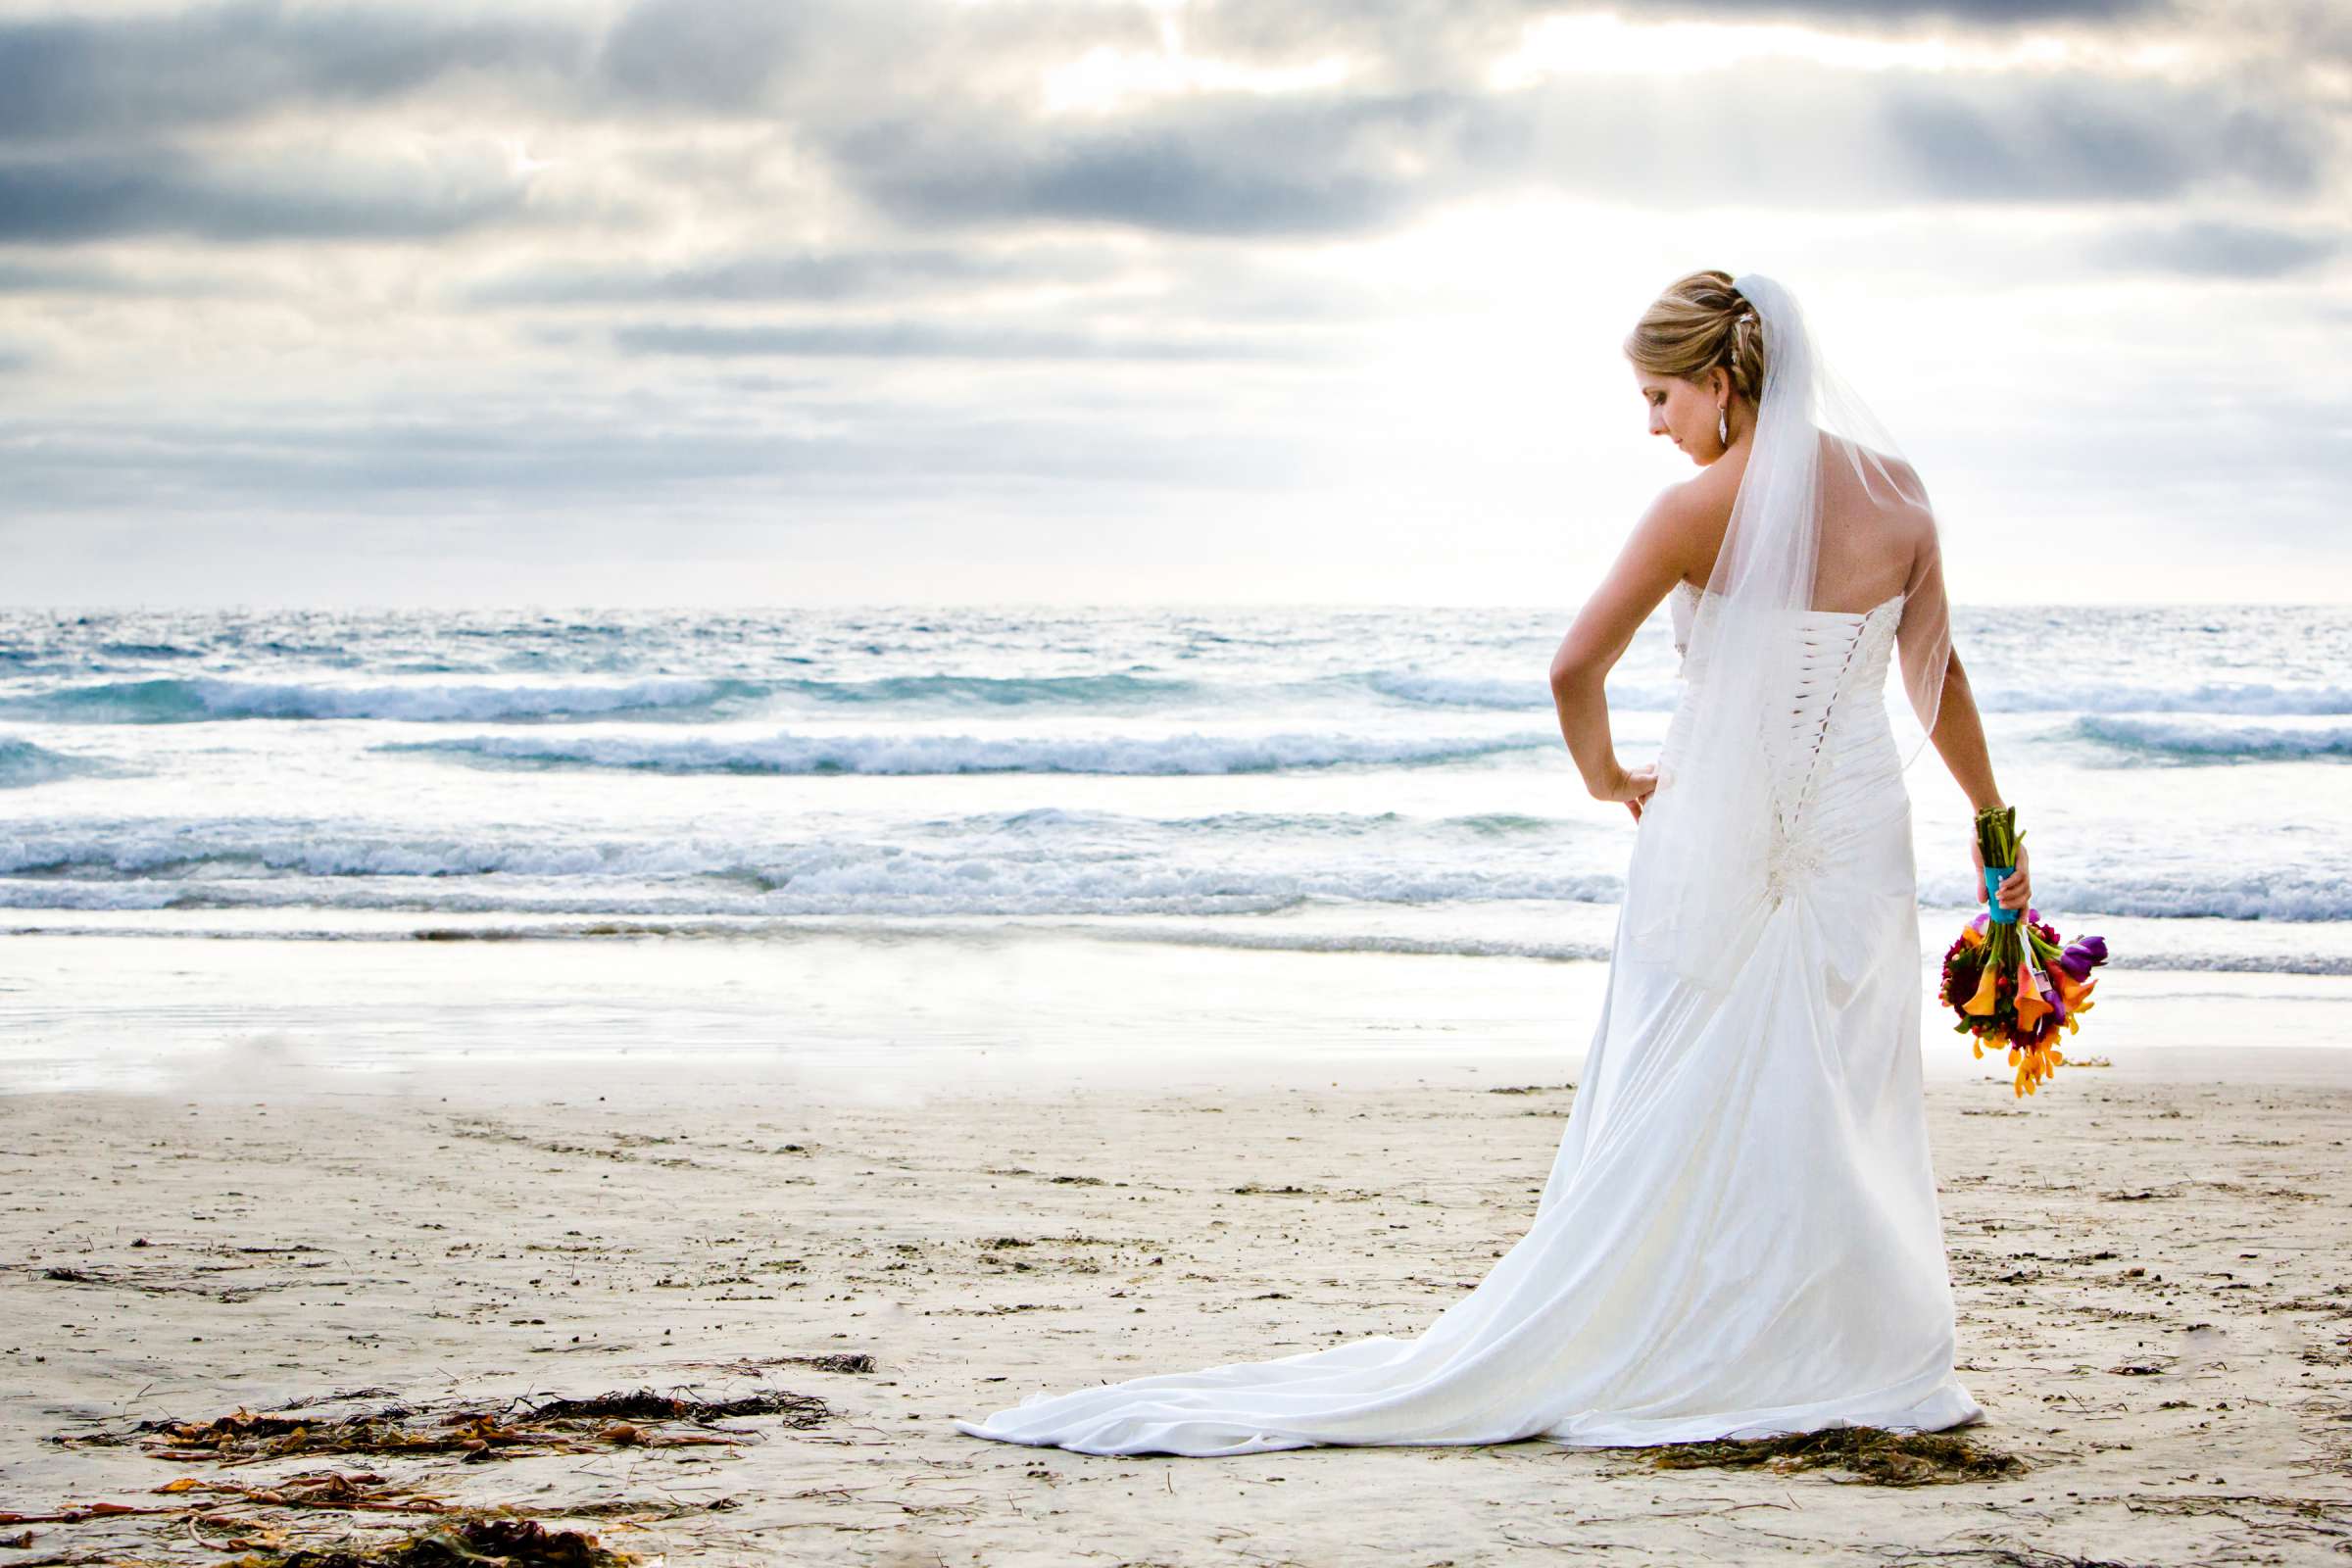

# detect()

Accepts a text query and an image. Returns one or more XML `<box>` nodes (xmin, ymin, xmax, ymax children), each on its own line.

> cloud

<box><xmin>0</xmin><ymin>256</ymin><xmax>257</xmax><ymax>296</ymax></box>
<box><xmin>1174</xmin><ymin>0</ymin><xmax>2175</xmax><ymax>85</ymax></box>
<box><xmin>589</xmin><ymin>0</ymin><xmax>815</xmax><ymax>112</ymax></box>
<box><xmin>815</xmin><ymin>64</ymin><xmax>2330</xmax><ymax>239</ymax></box>
<box><xmin>2086</xmin><ymin>218</ymin><xmax>2343</xmax><ymax>277</ymax></box>
<box><xmin>0</xmin><ymin>2</ymin><xmax>582</xmax><ymax>143</ymax></box>
<box><xmin>0</xmin><ymin>146</ymin><xmax>555</xmax><ymax>244</ymax></box>
<box><xmin>4</xmin><ymin>2</ymin><xmax>2330</xmax><ymax>251</ymax></box>
<box><xmin>0</xmin><ymin>390</ymin><xmax>1316</xmax><ymax>515</ymax></box>
<box><xmin>1880</xmin><ymin>79</ymin><xmax>2325</xmax><ymax>202</ymax></box>
<box><xmin>605</xmin><ymin>318</ymin><xmax>1333</xmax><ymax>361</ymax></box>
<box><xmin>0</xmin><ymin>0</ymin><xmax>1151</xmax><ymax>141</ymax></box>
<box><xmin>1656</xmin><ymin>0</ymin><xmax>2166</xmax><ymax>17</ymax></box>
<box><xmin>458</xmin><ymin>243</ymin><xmax>1125</xmax><ymax>307</ymax></box>
<box><xmin>828</xmin><ymin>101</ymin><xmax>1436</xmax><ymax>236</ymax></box>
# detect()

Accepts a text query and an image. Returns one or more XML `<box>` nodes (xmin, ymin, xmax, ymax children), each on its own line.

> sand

<box><xmin>4</xmin><ymin>935</ymin><xmax>2351</xmax><ymax>1565</ymax></box>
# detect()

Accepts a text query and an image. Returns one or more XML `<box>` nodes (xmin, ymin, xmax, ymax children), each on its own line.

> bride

<box><xmin>952</xmin><ymin>270</ymin><xmax>2027</xmax><ymax>1457</ymax></box>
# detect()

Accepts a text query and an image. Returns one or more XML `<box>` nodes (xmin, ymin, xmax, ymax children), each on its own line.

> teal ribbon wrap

<box><xmin>1984</xmin><ymin>865</ymin><xmax>2019</xmax><ymax>924</ymax></box>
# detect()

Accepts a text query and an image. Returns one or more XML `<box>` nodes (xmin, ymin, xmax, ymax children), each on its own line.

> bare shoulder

<box><xmin>1636</xmin><ymin>466</ymin><xmax>1736</xmax><ymax>583</ymax></box>
<box><xmin>1835</xmin><ymin>438</ymin><xmax>1937</xmax><ymax>549</ymax></box>
<box><xmin>1879</xmin><ymin>453</ymin><xmax>1938</xmax><ymax>551</ymax></box>
<box><xmin>1871</xmin><ymin>454</ymin><xmax>1944</xmax><ymax>585</ymax></box>
<box><xmin>1846</xmin><ymin>441</ymin><xmax>1932</xmax><ymax>513</ymax></box>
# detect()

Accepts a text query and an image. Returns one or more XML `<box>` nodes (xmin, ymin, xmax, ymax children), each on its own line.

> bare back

<box><xmin>1811</xmin><ymin>433</ymin><xmax>1931</xmax><ymax>614</ymax></box>
<box><xmin>1674</xmin><ymin>430</ymin><xmax>1927</xmax><ymax>615</ymax></box>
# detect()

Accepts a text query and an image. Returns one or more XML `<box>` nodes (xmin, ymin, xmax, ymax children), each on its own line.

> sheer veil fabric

<box><xmin>949</xmin><ymin>272</ymin><xmax>1982</xmax><ymax>1458</ymax></box>
<box><xmin>1622</xmin><ymin>272</ymin><xmax>1952</xmax><ymax>998</ymax></box>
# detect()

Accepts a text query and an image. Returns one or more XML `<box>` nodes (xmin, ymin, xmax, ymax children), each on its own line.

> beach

<box><xmin>5</xmin><ymin>930</ymin><xmax>2350</xmax><ymax>1566</ymax></box>
<box><xmin>6</xmin><ymin>598</ymin><xmax>2350</xmax><ymax>1560</ymax></box>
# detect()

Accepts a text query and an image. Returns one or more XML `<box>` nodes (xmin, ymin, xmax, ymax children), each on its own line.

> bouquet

<box><xmin>1936</xmin><ymin>805</ymin><xmax>2110</xmax><ymax>1098</ymax></box>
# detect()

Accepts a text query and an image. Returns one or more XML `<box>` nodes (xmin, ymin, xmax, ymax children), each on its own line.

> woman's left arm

<box><xmin>1547</xmin><ymin>486</ymin><xmax>1700</xmax><ymax>817</ymax></box>
<box><xmin>1897</xmin><ymin>517</ymin><xmax>2031</xmax><ymax>909</ymax></box>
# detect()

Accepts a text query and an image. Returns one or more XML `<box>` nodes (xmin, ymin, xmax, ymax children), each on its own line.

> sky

<box><xmin>0</xmin><ymin>0</ymin><xmax>2345</xmax><ymax>609</ymax></box>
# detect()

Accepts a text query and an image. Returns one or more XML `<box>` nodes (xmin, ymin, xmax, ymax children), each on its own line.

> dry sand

<box><xmin>5</xmin><ymin>1041</ymin><xmax>2351</xmax><ymax>1566</ymax></box>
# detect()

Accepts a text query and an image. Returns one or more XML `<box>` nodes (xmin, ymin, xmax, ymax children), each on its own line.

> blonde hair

<box><xmin>1623</xmin><ymin>269</ymin><xmax>1763</xmax><ymax>405</ymax></box>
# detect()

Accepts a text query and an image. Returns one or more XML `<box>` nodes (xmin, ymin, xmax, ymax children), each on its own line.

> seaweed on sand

<box><xmin>220</xmin><ymin>1516</ymin><xmax>638</xmax><ymax>1567</ymax></box>
<box><xmin>1632</xmin><ymin>1425</ymin><xmax>2028</xmax><ymax>1486</ymax></box>
<box><xmin>117</xmin><ymin>1387</ymin><xmax>827</xmax><ymax>1466</ymax></box>
<box><xmin>20</xmin><ymin>1390</ymin><xmax>781</xmax><ymax>1567</ymax></box>
<box><xmin>513</xmin><ymin>1389</ymin><xmax>821</xmax><ymax>1424</ymax></box>
<box><xmin>2</xmin><ymin>1480</ymin><xmax>629</xmax><ymax>1565</ymax></box>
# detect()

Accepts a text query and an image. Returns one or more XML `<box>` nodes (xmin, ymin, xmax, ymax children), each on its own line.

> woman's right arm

<box><xmin>1546</xmin><ymin>481</ymin><xmax>1701</xmax><ymax>813</ymax></box>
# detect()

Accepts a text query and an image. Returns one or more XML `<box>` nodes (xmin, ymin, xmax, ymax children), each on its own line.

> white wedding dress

<box><xmin>951</xmin><ymin>576</ymin><xmax>1984</xmax><ymax>1456</ymax></box>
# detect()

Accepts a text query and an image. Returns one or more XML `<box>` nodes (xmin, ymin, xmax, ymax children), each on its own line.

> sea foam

<box><xmin>378</xmin><ymin>729</ymin><xmax>1558</xmax><ymax>775</ymax></box>
<box><xmin>2</xmin><ymin>676</ymin><xmax>760</xmax><ymax>724</ymax></box>
<box><xmin>2077</xmin><ymin>715</ymin><xmax>2352</xmax><ymax>760</ymax></box>
<box><xmin>0</xmin><ymin>738</ymin><xmax>98</xmax><ymax>788</ymax></box>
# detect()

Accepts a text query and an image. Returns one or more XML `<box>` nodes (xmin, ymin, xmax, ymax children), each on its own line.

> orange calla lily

<box><xmin>1962</xmin><ymin>962</ymin><xmax>2001</xmax><ymax>1016</ymax></box>
<box><xmin>2014</xmin><ymin>962</ymin><xmax>2053</xmax><ymax>1030</ymax></box>
<box><xmin>2051</xmin><ymin>967</ymin><xmax>2095</xmax><ymax>1010</ymax></box>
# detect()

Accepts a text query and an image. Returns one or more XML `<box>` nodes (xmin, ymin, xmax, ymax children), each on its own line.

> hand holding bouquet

<box><xmin>1936</xmin><ymin>805</ymin><xmax>2111</xmax><ymax>1097</ymax></box>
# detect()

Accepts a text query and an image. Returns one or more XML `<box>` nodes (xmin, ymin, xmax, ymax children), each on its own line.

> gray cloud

<box><xmin>0</xmin><ymin>0</ymin><xmax>1151</xmax><ymax>141</ymax></box>
<box><xmin>1652</xmin><ymin>0</ymin><xmax>2165</xmax><ymax>16</ymax></box>
<box><xmin>0</xmin><ymin>257</ymin><xmax>256</xmax><ymax>297</ymax></box>
<box><xmin>0</xmin><ymin>1</ymin><xmax>2325</xmax><ymax>256</ymax></box>
<box><xmin>605</xmin><ymin>318</ymin><xmax>1334</xmax><ymax>362</ymax></box>
<box><xmin>458</xmin><ymin>244</ymin><xmax>1125</xmax><ymax>307</ymax></box>
<box><xmin>1176</xmin><ymin>0</ymin><xmax>2174</xmax><ymax>86</ymax></box>
<box><xmin>1881</xmin><ymin>81</ymin><xmax>2324</xmax><ymax>202</ymax></box>
<box><xmin>829</xmin><ymin>102</ymin><xmax>1437</xmax><ymax>236</ymax></box>
<box><xmin>2088</xmin><ymin>218</ymin><xmax>2343</xmax><ymax>277</ymax></box>
<box><xmin>0</xmin><ymin>147</ymin><xmax>552</xmax><ymax>245</ymax></box>
<box><xmin>817</xmin><ymin>66</ymin><xmax>2329</xmax><ymax>239</ymax></box>
<box><xmin>0</xmin><ymin>0</ymin><xmax>2203</xmax><ymax>153</ymax></box>
<box><xmin>590</xmin><ymin>0</ymin><xmax>816</xmax><ymax>112</ymax></box>
<box><xmin>0</xmin><ymin>2</ymin><xmax>582</xmax><ymax>143</ymax></box>
<box><xmin>0</xmin><ymin>391</ymin><xmax>1317</xmax><ymax>514</ymax></box>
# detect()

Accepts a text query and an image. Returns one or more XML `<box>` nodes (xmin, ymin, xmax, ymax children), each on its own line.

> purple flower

<box><xmin>2053</xmin><ymin>948</ymin><xmax>2092</xmax><ymax>981</ymax></box>
<box><xmin>2073</xmin><ymin>934</ymin><xmax>2109</xmax><ymax>966</ymax></box>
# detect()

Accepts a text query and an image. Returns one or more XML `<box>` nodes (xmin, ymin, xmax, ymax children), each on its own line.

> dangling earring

<box><xmin>1717</xmin><ymin>405</ymin><xmax>1730</xmax><ymax>451</ymax></box>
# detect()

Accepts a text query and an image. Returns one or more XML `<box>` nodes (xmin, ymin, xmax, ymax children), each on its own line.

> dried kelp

<box><xmin>682</xmin><ymin>1351</ymin><xmax>873</xmax><ymax>1376</ymax></box>
<box><xmin>160</xmin><ymin>1469</ymin><xmax>451</xmax><ymax>1515</ymax></box>
<box><xmin>89</xmin><ymin>1386</ymin><xmax>827</xmax><ymax>1467</ymax></box>
<box><xmin>7</xmin><ymin>1458</ymin><xmax>745</xmax><ymax>1565</ymax></box>
<box><xmin>220</xmin><ymin>1516</ymin><xmax>636</xmax><ymax>1567</ymax></box>
<box><xmin>1634</xmin><ymin>1425</ymin><xmax>2028</xmax><ymax>1486</ymax></box>
<box><xmin>514</xmin><ymin>1388</ymin><xmax>825</xmax><ymax>1427</ymax></box>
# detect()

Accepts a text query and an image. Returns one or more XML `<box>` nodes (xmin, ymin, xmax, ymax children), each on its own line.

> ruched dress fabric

<box><xmin>951</xmin><ymin>579</ymin><xmax>1984</xmax><ymax>1456</ymax></box>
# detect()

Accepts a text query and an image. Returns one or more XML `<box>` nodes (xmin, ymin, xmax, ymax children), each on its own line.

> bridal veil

<box><xmin>1620</xmin><ymin>272</ymin><xmax>1954</xmax><ymax>997</ymax></box>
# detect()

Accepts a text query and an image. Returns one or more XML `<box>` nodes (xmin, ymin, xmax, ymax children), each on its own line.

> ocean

<box><xmin>3</xmin><ymin>602</ymin><xmax>2348</xmax><ymax>983</ymax></box>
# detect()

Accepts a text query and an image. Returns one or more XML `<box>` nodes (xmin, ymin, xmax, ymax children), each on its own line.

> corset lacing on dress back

<box><xmin>1664</xmin><ymin>580</ymin><xmax>1906</xmax><ymax>783</ymax></box>
<box><xmin>1661</xmin><ymin>578</ymin><xmax>1909</xmax><ymax>904</ymax></box>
